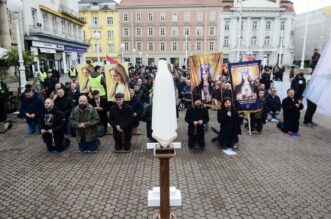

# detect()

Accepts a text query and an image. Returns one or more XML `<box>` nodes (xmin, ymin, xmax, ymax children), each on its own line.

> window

<box><xmin>209</xmin><ymin>41</ymin><xmax>215</xmax><ymax>51</ymax></box>
<box><xmin>42</xmin><ymin>13</ymin><xmax>48</xmax><ymax>30</ymax></box>
<box><xmin>184</xmin><ymin>11</ymin><xmax>190</xmax><ymax>22</ymax></box>
<box><xmin>197</xmin><ymin>11</ymin><xmax>203</xmax><ymax>21</ymax></box>
<box><xmin>94</xmin><ymin>44</ymin><xmax>101</xmax><ymax>53</ymax></box>
<box><xmin>136</xmin><ymin>27</ymin><xmax>141</xmax><ymax>36</ymax></box>
<box><xmin>184</xmin><ymin>27</ymin><xmax>190</xmax><ymax>35</ymax></box>
<box><xmin>251</xmin><ymin>36</ymin><xmax>257</xmax><ymax>47</ymax></box>
<box><xmin>136</xmin><ymin>13</ymin><xmax>141</xmax><ymax>22</ymax></box>
<box><xmin>61</xmin><ymin>20</ymin><xmax>65</xmax><ymax>33</ymax></box>
<box><xmin>68</xmin><ymin>23</ymin><xmax>71</xmax><ymax>35</ymax></box>
<box><xmin>93</xmin><ymin>17</ymin><xmax>98</xmax><ymax>25</ymax></box>
<box><xmin>148</xmin><ymin>13</ymin><xmax>153</xmax><ymax>21</ymax></box>
<box><xmin>172</xmin><ymin>12</ymin><xmax>178</xmax><ymax>22</ymax></box>
<box><xmin>266</xmin><ymin>21</ymin><xmax>271</xmax><ymax>30</ymax></box>
<box><xmin>241</xmin><ymin>21</ymin><xmax>244</xmax><ymax>30</ymax></box>
<box><xmin>279</xmin><ymin>36</ymin><xmax>284</xmax><ymax>47</ymax></box>
<box><xmin>224</xmin><ymin>36</ymin><xmax>229</xmax><ymax>47</ymax></box>
<box><xmin>83</xmin><ymin>31</ymin><xmax>85</xmax><ymax>39</ymax></box>
<box><xmin>123</xmin><ymin>13</ymin><xmax>128</xmax><ymax>21</ymax></box>
<box><xmin>264</xmin><ymin>36</ymin><xmax>270</xmax><ymax>47</ymax></box>
<box><xmin>225</xmin><ymin>21</ymin><xmax>230</xmax><ymax>30</ymax></box>
<box><xmin>107</xmin><ymin>30</ymin><xmax>114</xmax><ymax>39</ymax></box>
<box><xmin>136</xmin><ymin>42</ymin><xmax>142</xmax><ymax>51</ymax></box>
<box><xmin>148</xmin><ymin>27</ymin><xmax>153</xmax><ymax>36</ymax></box>
<box><xmin>252</xmin><ymin>21</ymin><xmax>257</xmax><ymax>30</ymax></box>
<box><xmin>107</xmin><ymin>17</ymin><xmax>113</xmax><ymax>25</ymax></box>
<box><xmin>52</xmin><ymin>16</ymin><xmax>57</xmax><ymax>33</ymax></box>
<box><xmin>209</xmin><ymin>26</ymin><xmax>215</xmax><ymax>36</ymax></box>
<box><xmin>210</xmin><ymin>11</ymin><xmax>216</xmax><ymax>21</ymax></box>
<box><xmin>160</xmin><ymin>41</ymin><xmax>166</xmax><ymax>51</ymax></box>
<box><xmin>185</xmin><ymin>41</ymin><xmax>189</xmax><ymax>50</ymax></box>
<box><xmin>196</xmin><ymin>26</ymin><xmax>203</xmax><ymax>36</ymax></box>
<box><xmin>73</xmin><ymin>24</ymin><xmax>77</xmax><ymax>38</ymax></box>
<box><xmin>196</xmin><ymin>41</ymin><xmax>202</xmax><ymax>51</ymax></box>
<box><xmin>172</xmin><ymin>41</ymin><xmax>177</xmax><ymax>51</ymax></box>
<box><xmin>124</xmin><ymin>28</ymin><xmax>129</xmax><ymax>36</ymax></box>
<box><xmin>148</xmin><ymin>42</ymin><xmax>154</xmax><ymax>51</ymax></box>
<box><xmin>160</xmin><ymin>12</ymin><xmax>165</xmax><ymax>21</ymax></box>
<box><xmin>172</xmin><ymin>27</ymin><xmax>178</xmax><ymax>36</ymax></box>
<box><xmin>80</xmin><ymin>17</ymin><xmax>86</xmax><ymax>22</ymax></box>
<box><xmin>124</xmin><ymin>42</ymin><xmax>129</xmax><ymax>51</ymax></box>
<box><xmin>160</xmin><ymin>27</ymin><xmax>166</xmax><ymax>36</ymax></box>
<box><xmin>32</xmin><ymin>8</ymin><xmax>37</xmax><ymax>26</ymax></box>
<box><xmin>280</xmin><ymin>21</ymin><xmax>285</xmax><ymax>30</ymax></box>
<box><xmin>108</xmin><ymin>44</ymin><xmax>114</xmax><ymax>53</ymax></box>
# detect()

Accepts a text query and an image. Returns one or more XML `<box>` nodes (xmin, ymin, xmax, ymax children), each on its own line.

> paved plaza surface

<box><xmin>1</xmin><ymin>110</ymin><xmax>331</xmax><ymax>219</ymax></box>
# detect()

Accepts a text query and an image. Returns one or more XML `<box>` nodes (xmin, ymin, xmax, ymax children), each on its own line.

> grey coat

<box><xmin>69</xmin><ymin>104</ymin><xmax>100</xmax><ymax>142</ymax></box>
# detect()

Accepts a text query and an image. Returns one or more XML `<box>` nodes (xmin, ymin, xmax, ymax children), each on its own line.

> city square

<box><xmin>1</xmin><ymin>0</ymin><xmax>331</xmax><ymax>218</ymax></box>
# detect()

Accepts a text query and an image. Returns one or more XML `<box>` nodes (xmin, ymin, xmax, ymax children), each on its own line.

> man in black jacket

<box><xmin>291</xmin><ymin>73</ymin><xmax>306</xmax><ymax>99</ymax></box>
<box><xmin>43</xmin><ymin>71</ymin><xmax>57</xmax><ymax>98</ymax></box>
<box><xmin>54</xmin><ymin>88</ymin><xmax>74</xmax><ymax>134</ymax></box>
<box><xmin>280</xmin><ymin>89</ymin><xmax>303</xmax><ymax>136</ymax></box>
<box><xmin>128</xmin><ymin>88</ymin><xmax>143</xmax><ymax>135</ymax></box>
<box><xmin>89</xmin><ymin>90</ymin><xmax>109</xmax><ymax>136</ymax></box>
<box><xmin>109</xmin><ymin>93</ymin><xmax>134</xmax><ymax>152</ymax></box>
<box><xmin>260</xmin><ymin>67</ymin><xmax>272</xmax><ymax>90</ymax></box>
<box><xmin>41</xmin><ymin>98</ymin><xmax>70</xmax><ymax>153</ymax></box>
<box><xmin>265</xmin><ymin>87</ymin><xmax>281</xmax><ymax>122</ymax></box>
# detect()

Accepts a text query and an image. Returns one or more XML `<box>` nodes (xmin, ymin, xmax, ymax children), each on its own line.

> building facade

<box><xmin>118</xmin><ymin>0</ymin><xmax>221</xmax><ymax>66</ymax></box>
<box><xmin>220</xmin><ymin>0</ymin><xmax>295</xmax><ymax>66</ymax></box>
<box><xmin>78</xmin><ymin>0</ymin><xmax>120</xmax><ymax>64</ymax></box>
<box><xmin>293</xmin><ymin>6</ymin><xmax>331</xmax><ymax>63</ymax></box>
<box><xmin>23</xmin><ymin>0</ymin><xmax>89</xmax><ymax>74</ymax></box>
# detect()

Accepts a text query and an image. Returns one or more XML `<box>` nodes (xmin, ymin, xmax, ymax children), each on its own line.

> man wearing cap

<box><xmin>89</xmin><ymin>90</ymin><xmax>109</xmax><ymax>136</ymax></box>
<box><xmin>109</xmin><ymin>93</ymin><xmax>134</xmax><ymax>152</ymax></box>
<box><xmin>69</xmin><ymin>95</ymin><xmax>100</xmax><ymax>153</ymax></box>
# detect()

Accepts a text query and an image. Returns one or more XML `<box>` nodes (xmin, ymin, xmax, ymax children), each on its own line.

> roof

<box><xmin>78</xmin><ymin>0</ymin><xmax>118</xmax><ymax>5</ymax></box>
<box><xmin>119</xmin><ymin>0</ymin><xmax>222</xmax><ymax>8</ymax></box>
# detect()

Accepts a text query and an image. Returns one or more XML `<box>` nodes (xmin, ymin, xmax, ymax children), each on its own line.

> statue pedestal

<box><xmin>148</xmin><ymin>187</ymin><xmax>182</xmax><ymax>207</ymax></box>
<box><xmin>147</xmin><ymin>142</ymin><xmax>181</xmax><ymax>150</ymax></box>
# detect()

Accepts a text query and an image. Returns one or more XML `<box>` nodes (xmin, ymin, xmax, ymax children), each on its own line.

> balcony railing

<box><xmin>29</xmin><ymin>25</ymin><xmax>84</xmax><ymax>43</ymax></box>
<box><xmin>89</xmin><ymin>24</ymin><xmax>102</xmax><ymax>29</ymax></box>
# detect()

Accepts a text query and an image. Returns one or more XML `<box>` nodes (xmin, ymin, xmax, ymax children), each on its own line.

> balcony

<box><xmin>28</xmin><ymin>25</ymin><xmax>84</xmax><ymax>44</ymax></box>
<box><xmin>89</xmin><ymin>24</ymin><xmax>102</xmax><ymax>29</ymax></box>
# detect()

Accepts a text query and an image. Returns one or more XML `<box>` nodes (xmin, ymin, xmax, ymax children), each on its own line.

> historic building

<box><xmin>23</xmin><ymin>0</ymin><xmax>89</xmax><ymax>74</ymax></box>
<box><xmin>220</xmin><ymin>0</ymin><xmax>295</xmax><ymax>65</ymax></box>
<box><xmin>118</xmin><ymin>0</ymin><xmax>222</xmax><ymax>66</ymax></box>
<box><xmin>293</xmin><ymin>6</ymin><xmax>331</xmax><ymax>64</ymax></box>
<box><xmin>78</xmin><ymin>0</ymin><xmax>120</xmax><ymax>64</ymax></box>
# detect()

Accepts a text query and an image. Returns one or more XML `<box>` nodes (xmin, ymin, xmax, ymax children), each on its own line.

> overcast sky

<box><xmin>113</xmin><ymin>0</ymin><xmax>331</xmax><ymax>14</ymax></box>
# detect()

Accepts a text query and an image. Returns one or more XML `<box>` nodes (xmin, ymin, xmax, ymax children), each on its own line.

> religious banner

<box><xmin>104</xmin><ymin>64</ymin><xmax>130</xmax><ymax>102</ymax></box>
<box><xmin>189</xmin><ymin>53</ymin><xmax>223</xmax><ymax>107</ymax></box>
<box><xmin>229</xmin><ymin>60</ymin><xmax>261</xmax><ymax>112</ymax></box>
<box><xmin>78</xmin><ymin>63</ymin><xmax>94</xmax><ymax>93</ymax></box>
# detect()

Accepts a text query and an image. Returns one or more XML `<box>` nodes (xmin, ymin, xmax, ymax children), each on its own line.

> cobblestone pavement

<box><xmin>1</xmin><ymin>110</ymin><xmax>331</xmax><ymax>219</ymax></box>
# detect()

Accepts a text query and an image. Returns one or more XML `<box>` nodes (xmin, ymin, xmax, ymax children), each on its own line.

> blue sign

<box><xmin>64</xmin><ymin>46</ymin><xmax>87</xmax><ymax>53</ymax></box>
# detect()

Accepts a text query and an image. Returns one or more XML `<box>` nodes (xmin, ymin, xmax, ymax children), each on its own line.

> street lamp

<box><xmin>94</xmin><ymin>31</ymin><xmax>101</xmax><ymax>65</ymax></box>
<box><xmin>300</xmin><ymin>0</ymin><xmax>309</xmax><ymax>69</ymax></box>
<box><xmin>7</xmin><ymin>0</ymin><xmax>26</xmax><ymax>93</ymax></box>
<box><xmin>132</xmin><ymin>48</ymin><xmax>136</xmax><ymax>66</ymax></box>
<box><xmin>120</xmin><ymin>43</ymin><xmax>125</xmax><ymax>63</ymax></box>
<box><xmin>237</xmin><ymin>0</ymin><xmax>243</xmax><ymax>62</ymax></box>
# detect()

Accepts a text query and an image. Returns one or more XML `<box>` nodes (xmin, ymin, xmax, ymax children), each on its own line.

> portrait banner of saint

<box><xmin>104</xmin><ymin>64</ymin><xmax>131</xmax><ymax>102</ymax></box>
<box><xmin>229</xmin><ymin>60</ymin><xmax>261</xmax><ymax>112</ymax></box>
<box><xmin>189</xmin><ymin>53</ymin><xmax>223</xmax><ymax>108</ymax></box>
<box><xmin>78</xmin><ymin>63</ymin><xmax>95</xmax><ymax>93</ymax></box>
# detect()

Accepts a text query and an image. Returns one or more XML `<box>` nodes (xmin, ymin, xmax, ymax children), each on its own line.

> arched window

<box><xmin>251</xmin><ymin>36</ymin><xmax>257</xmax><ymax>47</ymax></box>
<box><xmin>264</xmin><ymin>36</ymin><xmax>270</xmax><ymax>47</ymax></box>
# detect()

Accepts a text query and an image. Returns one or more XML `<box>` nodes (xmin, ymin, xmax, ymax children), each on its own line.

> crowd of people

<box><xmin>1</xmin><ymin>53</ymin><xmax>319</xmax><ymax>153</ymax></box>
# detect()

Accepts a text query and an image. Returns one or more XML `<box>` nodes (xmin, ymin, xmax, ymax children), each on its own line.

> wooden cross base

<box><xmin>153</xmin><ymin>213</ymin><xmax>176</xmax><ymax>219</ymax></box>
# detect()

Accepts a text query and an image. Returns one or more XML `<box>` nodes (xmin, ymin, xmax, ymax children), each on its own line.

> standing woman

<box><xmin>217</xmin><ymin>98</ymin><xmax>241</xmax><ymax>150</ymax></box>
<box><xmin>108</xmin><ymin>64</ymin><xmax>131</xmax><ymax>102</ymax></box>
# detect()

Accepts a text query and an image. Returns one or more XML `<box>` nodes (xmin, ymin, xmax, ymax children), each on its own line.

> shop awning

<box><xmin>39</xmin><ymin>48</ymin><xmax>56</xmax><ymax>54</ymax></box>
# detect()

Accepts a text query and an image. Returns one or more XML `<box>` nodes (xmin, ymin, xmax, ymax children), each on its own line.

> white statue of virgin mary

<box><xmin>152</xmin><ymin>60</ymin><xmax>178</xmax><ymax>147</ymax></box>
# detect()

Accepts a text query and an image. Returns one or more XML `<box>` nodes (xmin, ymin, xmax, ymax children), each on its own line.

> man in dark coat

<box><xmin>128</xmin><ymin>89</ymin><xmax>143</xmax><ymax>134</ymax></box>
<box><xmin>311</xmin><ymin>48</ymin><xmax>320</xmax><ymax>73</ymax></box>
<box><xmin>260</xmin><ymin>67</ymin><xmax>272</xmax><ymax>90</ymax></box>
<box><xmin>109</xmin><ymin>93</ymin><xmax>134</xmax><ymax>152</ymax></box>
<box><xmin>89</xmin><ymin>90</ymin><xmax>109</xmax><ymax>136</ymax></box>
<box><xmin>54</xmin><ymin>88</ymin><xmax>74</xmax><ymax>134</ymax></box>
<box><xmin>140</xmin><ymin>103</ymin><xmax>155</xmax><ymax>142</ymax></box>
<box><xmin>21</xmin><ymin>88</ymin><xmax>44</xmax><ymax>134</ymax></box>
<box><xmin>291</xmin><ymin>73</ymin><xmax>306</xmax><ymax>99</ymax></box>
<box><xmin>217</xmin><ymin>98</ymin><xmax>241</xmax><ymax>149</ymax></box>
<box><xmin>185</xmin><ymin>96</ymin><xmax>209</xmax><ymax>148</ymax></box>
<box><xmin>52</xmin><ymin>67</ymin><xmax>61</xmax><ymax>83</ymax></box>
<box><xmin>43</xmin><ymin>71</ymin><xmax>57</xmax><ymax>98</ymax></box>
<box><xmin>280</xmin><ymin>89</ymin><xmax>303</xmax><ymax>135</ymax></box>
<box><xmin>41</xmin><ymin>98</ymin><xmax>70</xmax><ymax>153</ymax></box>
<box><xmin>265</xmin><ymin>87</ymin><xmax>282</xmax><ymax>122</ymax></box>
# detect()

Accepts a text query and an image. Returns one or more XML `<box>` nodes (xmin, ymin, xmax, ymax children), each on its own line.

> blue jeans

<box><xmin>27</xmin><ymin>122</ymin><xmax>40</xmax><ymax>134</ymax></box>
<box><xmin>79</xmin><ymin>137</ymin><xmax>100</xmax><ymax>152</ymax></box>
<box><xmin>267</xmin><ymin>113</ymin><xmax>280</xmax><ymax>121</ymax></box>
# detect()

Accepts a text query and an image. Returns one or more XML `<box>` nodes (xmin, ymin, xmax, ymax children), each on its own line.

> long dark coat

<box><xmin>185</xmin><ymin>106</ymin><xmax>209</xmax><ymax>137</ymax></box>
<box><xmin>217</xmin><ymin>108</ymin><xmax>241</xmax><ymax>147</ymax></box>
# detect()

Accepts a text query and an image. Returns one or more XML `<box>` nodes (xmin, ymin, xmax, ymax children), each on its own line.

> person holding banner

<box><xmin>250</xmin><ymin>90</ymin><xmax>267</xmax><ymax>134</ymax></box>
<box><xmin>217</xmin><ymin>98</ymin><xmax>241</xmax><ymax>150</ymax></box>
<box><xmin>185</xmin><ymin>95</ymin><xmax>209</xmax><ymax>148</ymax></box>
